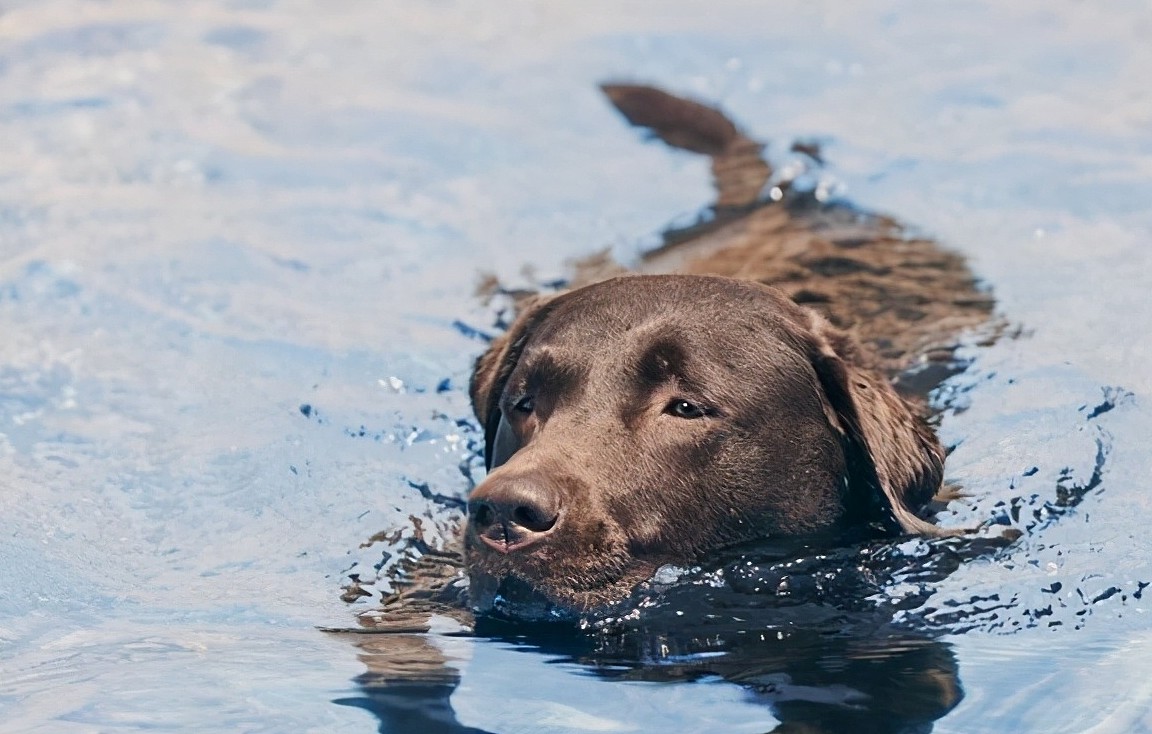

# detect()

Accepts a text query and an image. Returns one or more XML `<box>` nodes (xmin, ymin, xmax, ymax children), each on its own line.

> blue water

<box><xmin>1</xmin><ymin>1</ymin><xmax>1150</xmax><ymax>732</ymax></box>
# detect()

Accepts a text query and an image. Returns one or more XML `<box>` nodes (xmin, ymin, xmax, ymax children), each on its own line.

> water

<box><xmin>1</xmin><ymin>1</ymin><xmax>1150</xmax><ymax>731</ymax></box>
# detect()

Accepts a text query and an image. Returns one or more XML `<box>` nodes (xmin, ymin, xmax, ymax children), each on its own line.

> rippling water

<box><xmin>1</xmin><ymin>1</ymin><xmax>1150</xmax><ymax>732</ymax></box>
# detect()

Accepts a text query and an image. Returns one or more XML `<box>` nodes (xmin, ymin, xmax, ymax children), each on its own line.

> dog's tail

<box><xmin>600</xmin><ymin>83</ymin><xmax>771</xmax><ymax>210</ymax></box>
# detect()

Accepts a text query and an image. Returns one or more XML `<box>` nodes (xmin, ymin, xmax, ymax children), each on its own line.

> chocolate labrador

<box><xmin>462</xmin><ymin>85</ymin><xmax>993</xmax><ymax>618</ymax></box>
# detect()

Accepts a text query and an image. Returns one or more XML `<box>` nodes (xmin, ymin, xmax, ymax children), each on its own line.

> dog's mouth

<box><xmin>468</xmin><ymin>572</ymin><xmax>574</xmax><ymax>621</ymax></box>
<box><xmin>466</xmin><ymin>548</ymin><xmax>660</xmax><ymax>621</ymax></box>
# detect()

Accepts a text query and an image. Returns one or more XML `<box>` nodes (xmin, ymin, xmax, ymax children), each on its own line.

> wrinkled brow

<box><xmin>509</xmin><ymin>349</ymin><xmax>588</xmax><ymax>406</ymax></box>
<box><xmin>629</xmin><ymin>337</ymin><xmax>708</xmax><ymax>397</ymax></box>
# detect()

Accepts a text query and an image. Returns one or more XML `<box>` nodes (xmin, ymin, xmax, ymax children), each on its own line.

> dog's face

<box><xmin>467</xmin><ymin>275</ymin><xmax>944</xmax><ymax>616</ymax></box>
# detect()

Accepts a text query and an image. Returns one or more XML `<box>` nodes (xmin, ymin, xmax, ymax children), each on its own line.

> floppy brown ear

<box><xmin>799</xmin><ymin>310</ymin><xmax>947</xmax><ymax>536</ymax></box>
<box><xmin>469</xmin><ymin>295</ymin><xmax>556</xmax><ymax>471</ymax></box>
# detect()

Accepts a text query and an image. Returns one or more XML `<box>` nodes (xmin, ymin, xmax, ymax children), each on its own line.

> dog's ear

<box><xmin>798</xmin><ymin>310</ymin><xmax>947</xmax><ymax>536</ymax></box>
<box><xmin>469</xmin><ymin>295</ymin><xmax>556</xmax><ymax>471</ymax></box>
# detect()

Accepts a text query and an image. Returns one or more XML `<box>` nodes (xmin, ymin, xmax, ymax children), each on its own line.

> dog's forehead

<box><xmin>533</xmin><ymin>275</ymin><xmax>797</xmax><ymax>345</ymax></box>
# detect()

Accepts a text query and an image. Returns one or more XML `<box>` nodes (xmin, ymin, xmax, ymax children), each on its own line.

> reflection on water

<box><xmin>337</xmin><ymin>629</ymin><xmax>486</xmax><ymax>734</ymax></box>
<box><xmin>337</xmin><ymin>616</ymin><xmax>962</xmax><ymax>734</ymax></box>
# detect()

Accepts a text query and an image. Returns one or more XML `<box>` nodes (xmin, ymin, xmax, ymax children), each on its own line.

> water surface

<box><xmin>1</xmin><ymin>1</ymin><xmax>1151</xmax><ymax>732</ymax></box>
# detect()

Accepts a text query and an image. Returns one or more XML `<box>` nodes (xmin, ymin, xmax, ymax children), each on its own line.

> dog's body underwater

<box><xmin>381</xmin><ymin>84</ymin><xmax>993</xmax><ymax>621</ymax></box>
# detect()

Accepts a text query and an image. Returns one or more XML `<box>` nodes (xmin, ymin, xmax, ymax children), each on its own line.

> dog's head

<box><xmin>466</xmin><ymin>275</ymin><xmax>943</xmax><ymax>616</ymax></box>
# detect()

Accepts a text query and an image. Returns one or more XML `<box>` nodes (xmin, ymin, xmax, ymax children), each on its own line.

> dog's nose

<box><xmin>468</xmin><ymin>478</ymin><xmax>561</xmax><ymax>553</ymax></box>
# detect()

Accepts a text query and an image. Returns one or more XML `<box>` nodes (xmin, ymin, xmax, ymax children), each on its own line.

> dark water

<box><xmin>2</xmin><ymin>1</ymin><xmax>1151</xmax><ymax>732</ymax></box>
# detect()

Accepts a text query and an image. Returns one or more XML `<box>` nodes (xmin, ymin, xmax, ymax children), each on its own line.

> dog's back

<box><xmin>580</xmin><ymin>84</ymin><xmax>994</xmax><ymax>381</ymax></box>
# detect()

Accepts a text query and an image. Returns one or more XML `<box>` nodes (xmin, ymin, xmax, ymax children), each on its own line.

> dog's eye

<box><xmin>666</xmin><ymin>399</ymin><xmax>706</xmax><ymax>419</ymax></box>
<box><xmin>512</xmin><ymin>395</ymin><xmax>535</xmax><ymax>414</ymax></box>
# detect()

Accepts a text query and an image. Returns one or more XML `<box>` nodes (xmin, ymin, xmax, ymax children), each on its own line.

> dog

<box><xmin>338</xmin><ymin>82</ymin><xmax>991</xmax><ymax>734</ymax></box>
<box><xmin>462</xmin><ymin>84</ymin><xmax>993</xmax><ymax>618</ymax></box>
